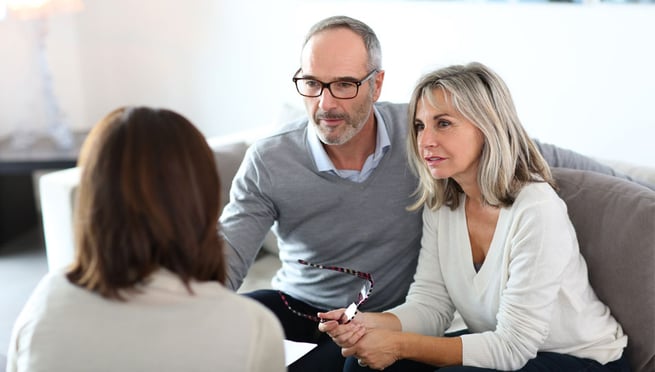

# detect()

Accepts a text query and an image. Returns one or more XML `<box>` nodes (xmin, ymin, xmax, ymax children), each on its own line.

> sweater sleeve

<box><xmin>461</xmin><ymin>192</ymin><xmax>574</xmax><ymax>370</ymax></box>
<box><xmin>220</xmin><ymin>145</ymin><xmax>277</xmax><ymax>290</ymax></box>
<box><xmin>388</xmin><ymin>207</ymin><xmax>456</xmax><ymax>336</ymax></box>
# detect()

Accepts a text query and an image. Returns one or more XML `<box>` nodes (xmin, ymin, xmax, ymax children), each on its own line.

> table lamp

<box><xmin>5</xmin><ymin>0</ymin><xmax>84</xmax><ymax>150</ymax></box>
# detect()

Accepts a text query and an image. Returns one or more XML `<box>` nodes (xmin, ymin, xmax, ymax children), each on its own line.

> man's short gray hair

<box><xmin>303</xmin><ymin>15</ymin><xmax>382</xmax><ymax>71</ymax></box>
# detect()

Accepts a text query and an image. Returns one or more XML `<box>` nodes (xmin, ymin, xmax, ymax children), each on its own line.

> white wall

<box><xmin>1</xmin><ymin>0</ymin><xmax>653</xmax><ymax>166</ymax></box>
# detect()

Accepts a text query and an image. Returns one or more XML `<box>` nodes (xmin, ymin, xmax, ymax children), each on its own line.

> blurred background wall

<box><xmin>1</xmin><ymin>0</ymin><xmax>653</xmax><ymax>165</ymax></box>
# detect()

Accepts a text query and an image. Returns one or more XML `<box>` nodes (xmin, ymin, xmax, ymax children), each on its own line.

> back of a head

<box><xmin>68</xmin><ymin>106</ymin><xmax>225</xmax><ymax>299</ymax></box>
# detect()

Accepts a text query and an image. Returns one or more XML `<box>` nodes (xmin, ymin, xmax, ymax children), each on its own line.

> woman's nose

<box><xmin>418</xmin><ymin>128</ymin><xmax>437</xmax><ymax>149</ymax></box>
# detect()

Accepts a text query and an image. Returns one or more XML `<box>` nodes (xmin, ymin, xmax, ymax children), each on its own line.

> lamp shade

<box><xmin>7</xmin><ymin>0</ymin><xmax>83</xmax><ymax>20</ymax></box>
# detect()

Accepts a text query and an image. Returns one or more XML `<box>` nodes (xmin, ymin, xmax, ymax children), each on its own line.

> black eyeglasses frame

<box><xmin>292</xmin><ymin>68</ymin><xmax>378</xmax><ymax>99</ymax></box>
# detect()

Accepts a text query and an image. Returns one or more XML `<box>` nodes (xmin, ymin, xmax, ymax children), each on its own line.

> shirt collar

<box><xmin>308</xmin><ymin>106</ymin><xmax>390</xmax><ymax>173</ymax></box>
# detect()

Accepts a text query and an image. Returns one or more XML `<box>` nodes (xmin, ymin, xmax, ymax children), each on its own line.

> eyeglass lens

<box><xmin>296</xmin><ymin>80</ymin><xmax>359</xmax><ymax>99</ymax></box>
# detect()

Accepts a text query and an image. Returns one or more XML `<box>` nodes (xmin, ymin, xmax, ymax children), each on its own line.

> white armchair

<box><xmin>39</xmin><ymin>167</ymin><xmax>80</xmax><ymax>272</ymax></box>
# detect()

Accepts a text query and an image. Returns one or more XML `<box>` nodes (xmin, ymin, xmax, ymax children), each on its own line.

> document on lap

<box><xmin>284</xmin><ymin>340</ymin><xmax>318</xmax><ymax>366</ymax></box>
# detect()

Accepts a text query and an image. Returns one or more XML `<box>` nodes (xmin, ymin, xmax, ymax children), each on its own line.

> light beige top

<box><xmin>7</xmin><ymin>268</ymin><xmax>285</xmax><ymax>372</ymax></box>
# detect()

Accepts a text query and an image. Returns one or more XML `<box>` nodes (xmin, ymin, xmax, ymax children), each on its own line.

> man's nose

<box><xmin>318</xmin><ymin>87</ymin><xmax>339</xmax><ymax>110</ymax></box>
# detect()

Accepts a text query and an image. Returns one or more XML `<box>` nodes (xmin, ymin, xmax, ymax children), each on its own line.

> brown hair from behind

<box><xmin>67</xmin><ymin>106</ymin><xmax>225</xmax><ymax>300</ymax></box>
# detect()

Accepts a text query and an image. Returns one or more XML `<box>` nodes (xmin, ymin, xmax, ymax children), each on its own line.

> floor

<box><xmin>0</xmin><ymin>226</ymin><xmax>48</xmax><ymax>365</ymax></box>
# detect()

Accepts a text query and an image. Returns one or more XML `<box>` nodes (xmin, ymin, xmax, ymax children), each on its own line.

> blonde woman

<box><xmin>319</xmin><ymin>63</ymin><xmax>629</xmax><ymax>372</ymax></box>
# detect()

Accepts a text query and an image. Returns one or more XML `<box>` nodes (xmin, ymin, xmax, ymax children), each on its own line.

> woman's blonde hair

<box><xmin>407</xmin><ymin>62</ymin><xmax>555</xmax><ymax>211</ymax></box>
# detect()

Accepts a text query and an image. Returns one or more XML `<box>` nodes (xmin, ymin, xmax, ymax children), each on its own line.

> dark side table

<box><xmin>0</xmin><ymin>133</ymin><xmax>86</xmax><ymax>246</ymax></box>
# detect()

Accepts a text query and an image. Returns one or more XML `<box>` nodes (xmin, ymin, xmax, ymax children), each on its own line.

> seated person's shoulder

<box><xmin>512</xmin><ymin>182</ymin><xmax>564</xmax><ymax>213</ymax></box>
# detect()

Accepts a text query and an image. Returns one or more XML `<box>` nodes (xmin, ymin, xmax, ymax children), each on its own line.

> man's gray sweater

<box><xmin>221</xmin><ymin>102</ymin><xmax>422</xmax><ymax>312</ymax></box>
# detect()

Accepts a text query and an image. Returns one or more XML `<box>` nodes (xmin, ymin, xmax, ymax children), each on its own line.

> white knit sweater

<box><xmin>389</xmin><ymin>182</ymin><xmax>627</xmax><ymax>370</ymax></box>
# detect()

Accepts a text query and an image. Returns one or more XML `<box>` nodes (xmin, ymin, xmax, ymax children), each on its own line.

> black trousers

<box><xmin>244</xmin><ymin>289</ymin><xmax>346</xmax><ymax>372</ymax></box>
<box><xmin>343</xmin><ymin>350</ymin><xmax>632</xmax><ymax>372</ymax></box>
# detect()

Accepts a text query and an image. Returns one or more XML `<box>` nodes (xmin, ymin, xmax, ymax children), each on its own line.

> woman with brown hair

<box><xmin>7</xmin><ymin>107</ymin><xmax>285</xmax><ymax>372</ymax></box>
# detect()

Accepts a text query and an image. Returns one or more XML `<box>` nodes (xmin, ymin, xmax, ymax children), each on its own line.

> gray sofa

<box><xmin>551</xmin><ymin>168</ymin><xmax>655</xmax><ymax>372</ymax></box>
<box><xmin>38</xmin><ymin>130</ymin><xmax>655</xmax><ymax>371</ymax></box>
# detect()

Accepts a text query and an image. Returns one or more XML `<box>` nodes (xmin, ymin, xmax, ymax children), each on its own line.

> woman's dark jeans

<box><xmin>343</xmin><ymin>351</ymin><xmax>631</xmax><ymax>372</ymax></box>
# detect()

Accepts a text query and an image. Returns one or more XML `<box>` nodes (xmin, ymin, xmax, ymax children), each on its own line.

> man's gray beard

<box><xmin>313</xmin><ymin>108</ymin><xmax>369</xmax><ymax>146</ymax></box>
<box><xmin>314</xmin><ymin>122</ymin><xmax>360</xmax><ymax>146</ymax></box>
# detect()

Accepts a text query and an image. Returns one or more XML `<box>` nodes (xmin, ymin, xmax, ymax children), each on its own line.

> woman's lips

<box><xmin>424</xmin><ymin>155</ymin><xmax>445</xmax><ymax>166</ymax></box>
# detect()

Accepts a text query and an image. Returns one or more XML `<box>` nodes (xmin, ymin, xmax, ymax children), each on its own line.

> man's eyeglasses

<box><xmin>278</xmin><ymin>259</ymin><xmax>374</xmax><ymax>323</ymax></box>
<box><xmin>292</xmin><ymin>69</ymin><xmax>378</xmax><ymax>99</ymax></box>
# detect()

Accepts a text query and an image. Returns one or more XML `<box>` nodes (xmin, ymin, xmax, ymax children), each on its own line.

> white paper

<box><xmin>284</xmin><ymin>340</ymin><xmax>318</xmax><ymax>366</ymax></box>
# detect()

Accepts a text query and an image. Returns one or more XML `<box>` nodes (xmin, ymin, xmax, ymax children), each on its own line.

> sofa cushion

<box><xmin>211</xmin><ymin>141</ymin><xmax>249</xmax><ymax>213</ymax></box>
<box><xmin>552</xmin><ymin>167</ymin><xmax>655</xmax><ymax>372</ymax></box>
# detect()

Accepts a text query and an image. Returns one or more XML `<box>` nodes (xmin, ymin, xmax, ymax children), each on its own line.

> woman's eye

<box><xmin>438</xmin><ymin>120</ymin><xmax>451</xmax><ymax>128</ymax></box>
<box><xmin>414</xmin><ymin>122</ymin><xmax>424</xmax><ymax>131</ymax></box>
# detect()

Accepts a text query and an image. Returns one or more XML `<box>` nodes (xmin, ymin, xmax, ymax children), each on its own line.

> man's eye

<box><xmin>335</xmin><ymin>81</ymin><xmax>355</xmax><ymax>89</ymax></box>
<box><xmin>304</xmin><ymin>80</ymin><xmax>320</xmax><ymax>88</ymax></box>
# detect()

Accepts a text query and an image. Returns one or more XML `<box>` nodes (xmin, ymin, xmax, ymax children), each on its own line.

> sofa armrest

<box><xmin>596</xmin><ymin>158</ymin><xmax>655</xmax><ymax>187</ymax></box>
<box><xmin>39</xmin><ymin>167</ymin><xmax>80</xmax><ymax>271</ymax></box>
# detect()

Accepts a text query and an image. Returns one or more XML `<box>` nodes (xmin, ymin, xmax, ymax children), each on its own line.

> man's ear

<box><xmin>372</xmin><ymin>70</ymin><xmax>385</xmax><ymax>102</ymax></box>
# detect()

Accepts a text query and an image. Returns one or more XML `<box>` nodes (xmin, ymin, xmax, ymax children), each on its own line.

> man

<box><xmin>220</xmin><ymin>15</ymin><xmax>636</xmax><ymax>371</ymax></box>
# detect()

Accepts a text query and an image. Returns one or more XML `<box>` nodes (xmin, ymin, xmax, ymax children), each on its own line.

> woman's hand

<box><xmin>319</xmin><ymin>310</ymin><xmax>406</xmax><ymax>369</ymax></box>
<box><xmin>317</xmin><ymin>308</ymin><xmax>366</xmax><ymax>348</ymax></box>
<box><xmin>342</xmin><ymin>328</ymin><xmax>401</xmax><ymax>370</ymax></box>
